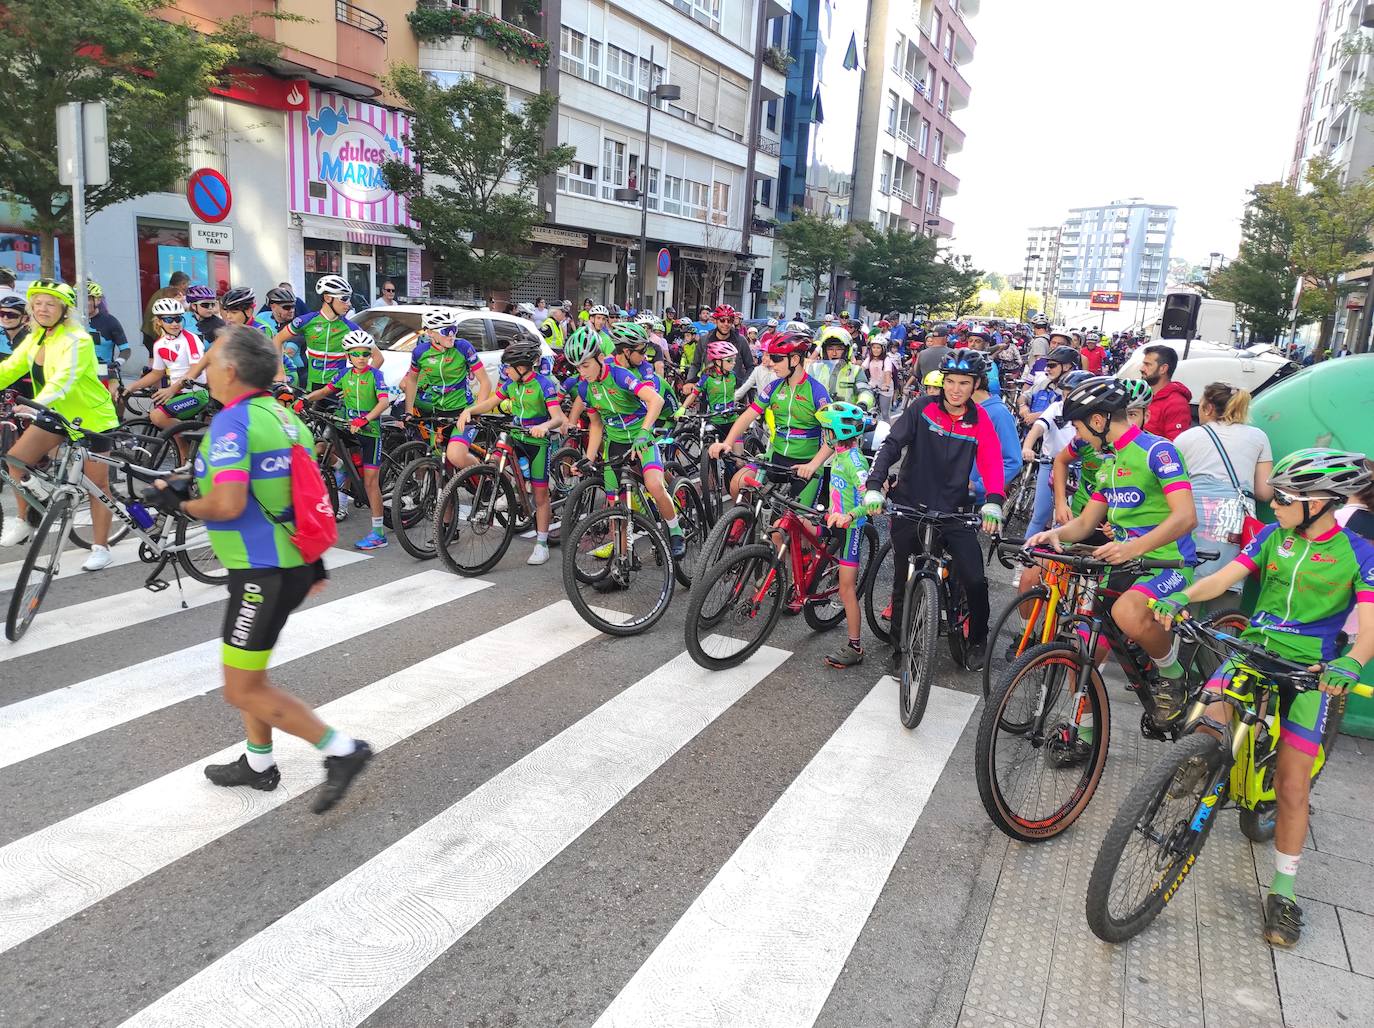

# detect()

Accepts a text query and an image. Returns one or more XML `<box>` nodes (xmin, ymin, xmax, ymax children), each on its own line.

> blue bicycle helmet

<box><xmin>938</xmin><ymin>348</ymin><xmax>988</xmax><ymax>378</ymax></box>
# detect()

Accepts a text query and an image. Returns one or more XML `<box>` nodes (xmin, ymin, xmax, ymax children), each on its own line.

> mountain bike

<box><xmin>387</xmin><ymin>413</ymin><xmax>496</xmax><ymax>559</ymax></box>
<box><xmin>862</xmin><ymin>504</ymin><xmax>983</xmax><ymax>728</ymax></box>
<box><xmin>683</xmin><ymin>470</ymin><xmax>878</xmax><ymax>670</ymax></box>
<box><xmin>561</xmin><ymin>450</ymin><xmax>677</xmax><ymax>636</ymax></box>
<box><xmin>693</xmin><ymin>457</ymin><xmax>824</xmax><ymax>583</ymax></box>
<box><xmin>974</xmin><ymin>544</ymin><xmax>1236</xmax><ymax>843</ymax></box>
<box><xmin>432</xmin><ymin>415</ymin><xmax>561</xmax><ymax>576</ymax></box>
<box><xmin>1085</xmin><ymin>618</ymin><xmax>1372</xmax><ymax>943</ymax></box>
<box><xmin>1</xmin><ymin>396</ymin><xmax>223</xmax><ymax>641</ymax></box>
<box><xmin>296</xmin><ymin>400</ymin><xmax>413</xmax><ymax>529</ymax></box>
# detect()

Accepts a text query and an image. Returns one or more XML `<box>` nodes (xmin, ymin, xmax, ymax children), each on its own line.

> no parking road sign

<box><xmin>187</xmin><ymin>168</ymin><xmax>233</xmax><ymax>224</ymax></box>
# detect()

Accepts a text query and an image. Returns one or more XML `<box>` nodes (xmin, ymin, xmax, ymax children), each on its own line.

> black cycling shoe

<box><xmin>204</xmin><ymin>753</ymin><xmax>281</xmax><ymax>792</ymax></box>
<box><xmin>1149</xmin><ymin>679</ymin><xmax>1187</xmax><ymax>721</ymax></box>
<box><xmin>965</xmin><ymin>640</ymin><xmax>987</xmax><ymax>672</ymax></box>
<box><xmin>1044</xmin><ymin>722</ymin><xmax>1093</xmax><ymax>769</ymax></box>
<box><xmin>1263</xmin><ymin>893</ymin><xmax>1304</xmax><ymax>948</ymax></box>
<box><xmin>669</xmin><ymin>532</ymin><xmax>687</xmax><ymax>559</ymax></box>
<box><xmin>312</xmin><ymin>741</ymin><xmax>373</xmax><ymax>814</ymax></box>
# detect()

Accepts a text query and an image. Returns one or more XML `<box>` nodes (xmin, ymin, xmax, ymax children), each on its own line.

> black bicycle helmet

<box><xmin>939</xmin><ymin>348</ymin><xmax>989</xmax><ymax>377</ymax></box>
<box><xmin>0</xmin><ymin>294</ymin><xmax>25</xmax><ymax>313</ymax></box>
<box><xmin>220</xmin><ymin>286</ymin><xmax>256</xmax><ymax>312</ymax></box>
<box><xmin>1060</xmin><ymin>376</ymin><xmax>1130</xmax><ymax>422</ymax></box>
<box><xmin>266</xmin><ymin>286</ymin><xmax>295</xmax><ymax>305</ymax></box>
<box><xmin>1046</xmin><ymin>345</ymin><xmax>1080</xmax><ymax>367</ymax></box>
<box><xmin>502</xmin><ymin>340</ymin><xmax>542</xmax><ymax>369</ymax></box>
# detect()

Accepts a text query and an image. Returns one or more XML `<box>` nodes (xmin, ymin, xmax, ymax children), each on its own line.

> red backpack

<box><xmin>263</xmin><ymin>400</ymin><xmax>338</xmax><ymax>563</ymax></box>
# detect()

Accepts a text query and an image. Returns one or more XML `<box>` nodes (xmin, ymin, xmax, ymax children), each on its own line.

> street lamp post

<box><xmin>1018</xmin><ymin>253</ymin><xmax>1041</xmax><ymax>320</ymax></box>
<box><xmin>612</xmin><ymin>45</ymin><xmax>680</xmax><ymax>312</ymax></box>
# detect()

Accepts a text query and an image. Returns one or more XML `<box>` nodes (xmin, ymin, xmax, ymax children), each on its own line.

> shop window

<box><xmin>135</xmin><ymin>217</ymin><xmax>228</xmax><ymax>316</ymax></box>
<box><xmin>303</xmin><ymin>240</ymin><xmax>344</xmax><ymax>310</ymax></box>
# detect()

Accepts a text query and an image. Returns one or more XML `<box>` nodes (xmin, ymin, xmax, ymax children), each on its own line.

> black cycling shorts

<box><xmin>221</xmin><ymin>564</ymin><xmax>317</xmax><ymax>671</ymax></box>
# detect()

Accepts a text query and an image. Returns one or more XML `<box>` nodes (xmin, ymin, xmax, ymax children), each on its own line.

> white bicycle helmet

<box><xmin>635</xmin><ymin>312</ymin><xmax>658</xmax><ymax>326</ymax></box>
<box><xmin>422</xmin><ymin>308</ymin><xmax>459</xmax><ymax>331</ymax></box>
<box><xmin>315</xmin><ymin>274</ymin><xmax>353</xmax><ymax>298</ymax></box>
<box><xmin>343</xmin><ymin>329</ymin><xmax>376</xmax><ymax>352</ymax></box>
<box><xmin>588</xmin><ymin>304</ymin><xmax>609</xmax><ymax>317</ymax></box>
<box><xmin>151</xmin><ymin>297</ymin><xmax>185</xmax><ymax>318</ymax></box>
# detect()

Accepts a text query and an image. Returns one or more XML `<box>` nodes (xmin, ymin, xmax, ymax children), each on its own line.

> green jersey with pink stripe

<box><xmin>1089</xmin><ymin>425</ymin><xmax>1196</xmax><ymax>563</ymax></box>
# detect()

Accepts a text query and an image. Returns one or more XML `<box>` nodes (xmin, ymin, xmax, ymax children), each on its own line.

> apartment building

<box><xmin>852</xmin><ymin>0</ymin><xmax>978</xmax><ymax>239</ymax></box>
<box><xmin>1288</xmin><ymin>0</ymin><xmax>1374</xmax><ymax>186</ymax></box>
<box><xmin>1055</xmin><ymin>200</ymin><xmax>1175</xmax><ymax>321</ymax></box>
<box><xmin>1023</xmin><ymin>225</ymin><xmax>1060</xmax><ymax>301</ymax></box>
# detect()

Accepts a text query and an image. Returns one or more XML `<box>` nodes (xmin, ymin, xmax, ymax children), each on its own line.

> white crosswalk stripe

<box><xmin>0</xmin><ymin>548</ymin><xmax>369</xmax><ymax>662</ymax></box>
<box><xmin>0</xmin><ymin>601</ymin><xmax>600</xmax><ymax>954</ymax></box>
<box><xmin>0</xmin><ymin>570</ymin><xmax>489</xmax><ymax>771</ymax></box>
<box><xmin>595</xmin><ymin>680</ymin><xmax>975</xmax><ymax>1028</ymax></box>
<box><xmin>119</xmin><ymin>643</ymin><xmax>792</xmax><ymax>1028</ymax></box>
<box><xmin>0</xmin><ymin>540</ymin><xmax>145</xmax><ymax>593</ymax></box>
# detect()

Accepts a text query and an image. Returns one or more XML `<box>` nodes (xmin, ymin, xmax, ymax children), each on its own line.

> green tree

<box><xmin>382</xmin><ymin>66</ymin><xmax>575</xmax><ymax>297</ymax></box>
<box><xmin>1209</xmin><ymin>183</ymin><xmax>1305</xmax><ymax>342</ymax></box>
<box><xmin>983</xmin><ymin>270</ymin><xmax>1008</xmax><ymax>291</ymax></box>
<box><xmin>848</xmin><ymin>225</ymin><xmax>945</xmax><ymax>317</ymax></box>
<box><xmin>932</xmin><ymin>254</ymin><xmax>984</xmax><ymax>319</ymax></box>
<box><xmin>774</xmin><ymin>209</ymin><xmax>855</xmax><ymax>317</ymax></box>
<box><xmin>1280</xmin><ymin>157</ymin><xmax>1374</xmax><ymax>357</ymax></box>
<box><xmin>977</xmin><ymin>289</ymin><xmax>1044</xmax><ymax>320</ymax></box>
<box><xmin>0</xmin><ymin>0</ymin><xmax>277</xmax><ymax>276</ymax></box>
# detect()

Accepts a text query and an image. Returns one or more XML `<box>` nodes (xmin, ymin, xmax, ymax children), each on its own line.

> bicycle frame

<box><xmin>763</xmin><ymin>503</ymin><xmax>844</xmax><ymax>606</ymax></box>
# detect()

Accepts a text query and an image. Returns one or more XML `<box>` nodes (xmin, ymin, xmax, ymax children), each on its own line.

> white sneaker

<box><xmin>0</xmin><ymin>520</ymin><xmax>31</xmax><ymax>547</ymax></box>
<box><xmin>81</xmin><ymin>545</ymin><xmax>114</xmax><ymax>572</ymax></box>
<box><xmin>527</xmin><ymin>543</ymin><xmax>550</xmax><ymax>566</ymax></box>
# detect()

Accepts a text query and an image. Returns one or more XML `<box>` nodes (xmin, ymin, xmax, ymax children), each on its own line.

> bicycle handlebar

<box><xmin>886</xmin><ymin>501</ymin><xmax>982</xmax><ymax>528</ymax></box>
<box><xmin>1173</xmin><ymin>619</ymin><xmax>1373</xmax><ymax>697</ymax></box>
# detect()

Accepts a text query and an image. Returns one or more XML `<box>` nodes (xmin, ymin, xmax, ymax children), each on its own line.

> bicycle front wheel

<box><xmin>685</xmin><ymin>543</ymin><xmax>787</xmax><ymax>669</ymax></box>
<box><xmin>983</xmin><ymin>587</ymin><xmax>1052</xmax><ymax>699</ymax></box>
<box><xmin>862</xmin><ymin>539</ymin><xmax>895</xmax><ymax>644</ymax></box>
<box><xmin>433</xmin><ymin>465</ymin><xmax>516</xmax><ymax>576</ymax></box>
<box><xmin>1086</xmin><ymin>732</ymin><xmax>1229</xmax><ymax>943</ymax></box>
<box><xmin>390</xmin><ymin>457</ymin><xmax>444</xmax><ymax>559</ymax></box>
<box><xmin>563</xmin><ymin>506</ymin><xmax>674</xmax><ymax>636</ymax></box>
<box><xmin>668</xmin><ymin>476</ymin><xmax>706</xmax><ymax>588</ymax></box>
<box><xmin>7</xmin><ymin>492</ymin><xmax>75</xmax><ymax>642</ymax></box>
<box><xmin>897</xmin><ymin>574</ymin><xmax>940</xmax><ymax>728</ymax></box>
<box><xmin>693</xmin><ymin>501</ymin><xmax>755</xmax><ymax>584</ymax></box>
<box><xmin>975</xmin><ymin>642</ymin><xmax>1109</xmax><ymax>842</ymax></box>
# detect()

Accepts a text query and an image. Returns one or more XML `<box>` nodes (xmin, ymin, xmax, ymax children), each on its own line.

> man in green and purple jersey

<box><xmin>1029</xmin><ymin>375</ymin><xmax>1200</xmax><ymax>719</ymax></box>
<box><xmin>149</xmin><ymin>326</ymin><xmax>372</xmax><ymax>814</ymax></box>
<box><xmin>273</xmin><ymin>275</ymin><xmax>380</xmax><ymax>390</ymax></box>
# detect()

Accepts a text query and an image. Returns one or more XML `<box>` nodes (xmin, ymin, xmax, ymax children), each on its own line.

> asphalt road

<box><xmin>0</xmin><ymin>508</ymin><xmax>1019</xmax><ymax>1028</ymax></box>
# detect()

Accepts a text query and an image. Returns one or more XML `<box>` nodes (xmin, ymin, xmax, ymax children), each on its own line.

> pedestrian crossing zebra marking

<box><xmin>0</xmin><ymin>600</ymin><xmax>599</xmax><ymax>954</ymax></box>
<box><xmin>0</xmin><ymin>548</ymin><xmax>369</xmax><ymax>662</ymax></box>
<box><xmin>0</xmin><ymin>570</ymin><xmax>489</xmax><ymax>772</ymax></box>
<box><xmin>119</xmin><ymin>643</ymin><xmax>791</xmax><ymax>1028</ymax></box>
<box><xmin>595</xmin><ymin>680</ymin><xmax>974</xmax><ymax>1028</ymax></box>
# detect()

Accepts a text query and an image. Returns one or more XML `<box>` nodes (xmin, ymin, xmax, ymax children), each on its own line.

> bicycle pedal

<box><xmin>144</xmin><ymin>577</ymin><xmax>170</xmax><ymax>593</ymax></box>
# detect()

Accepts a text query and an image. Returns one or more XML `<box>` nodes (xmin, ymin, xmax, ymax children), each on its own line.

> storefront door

<box><xmin>345</xmin><ymin>258</ymin><xmax>374</xmax><ymax>309</ymax></box>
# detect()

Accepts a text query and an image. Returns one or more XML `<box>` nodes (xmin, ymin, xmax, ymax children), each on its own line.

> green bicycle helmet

<box><xmin>1270</xmin><ymin>448</ymin><xmax>1373</xmax><ymax>499</ymax></box>
<box><xmin>816</xmin><ymin>401</ymin><xmax>869</xmax><ymax>442</ymax></box>
<box><xmin>563</xmin><ymin>325</ymin><xmax>602</xmax><ymax>365</ymax></box>
<box><xmin>1122</xmin><ymin>378</ymin><xmax>1153</xmax><ymax>411</ymax></box>
<box><xmin>609</xmin><ymin>321</ymin><xmax>649</xmax><ymax>351</ymax></box>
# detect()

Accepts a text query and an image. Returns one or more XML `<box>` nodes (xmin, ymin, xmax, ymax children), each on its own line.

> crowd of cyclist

<box><xmin>2</xmin><ymin>274</ymin><xmax>1373</xmax><ymax>951</ymax></box>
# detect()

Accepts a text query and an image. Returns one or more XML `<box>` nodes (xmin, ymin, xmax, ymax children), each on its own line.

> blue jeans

<box><xmin>1026</xmin><ymin>461</ymin><xmax>1056</xmax><ymax>538</ymax></box>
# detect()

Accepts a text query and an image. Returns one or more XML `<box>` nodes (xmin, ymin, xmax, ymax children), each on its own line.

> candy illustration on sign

<box><xmin>307</xmin><ymin>104</ymin><xmax>350</xmax><ymax>137</ymax></box>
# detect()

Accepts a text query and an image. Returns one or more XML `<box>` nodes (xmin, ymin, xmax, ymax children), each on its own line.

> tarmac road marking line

<box><xmin>595</xmin><ymin>680</ymin><xmax>975</xmax><ymax>1028</ymax></box>
<box><xmin>0</xmin><ymin>570</ymin><xmax>487</xmax><ymax>772</ymax></box>
<box><xmin>0</xmin><ymin>601</ymin><xmax>599</xmax><ymax>955</ymax></box>
<box><xmin>0</xmin><ymin>549</ymin><xmax>368</xmax><ymax>662</ymax></box>
<box><xmin>119</xmin><ymin>642</ymin><xmax>791</xmax><ymax>1028</ymax></box>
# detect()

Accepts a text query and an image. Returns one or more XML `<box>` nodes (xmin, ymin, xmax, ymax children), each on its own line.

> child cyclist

<box><xmin>300</xmin><ymin>330</ymin><xmax>391</xmax><ymax>550</ymax></box>
<box><xmin>816</xmin><ymin>401</ymin><xmax>874</xmax><ymax>669</ymax></box>
<box><xmin>1149</xmin><ymin>449</ymin><xmax>1374</xmax><ymax>949</ymax></box>
<box><xmin>457</xmin><ymin>339</ymin><xmax>565</xmax><ymax>566</ymax></box>
<box><xmin>680</xmin><ymin>338</ymin><xmax>743</xmax><ymax>455</ymax></box>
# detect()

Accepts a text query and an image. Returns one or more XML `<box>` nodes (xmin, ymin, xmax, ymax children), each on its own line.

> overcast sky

<box><xmin>941</xmin><ymin>0</ymin><xmax>1316</xmax><ymax>274</ymax></box>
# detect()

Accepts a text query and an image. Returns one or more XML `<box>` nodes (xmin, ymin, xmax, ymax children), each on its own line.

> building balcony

<box><xmin>947</xmin><ymin>63</ymin><xmax>971</xmax><ymax>112</ymax></box>
<box><xmin>955</xmin><ymin>0</ymin><xmax>981</xmax><ymax>18</ymax></box>
<box><xmin>942</xmin><ymin>120</ymin><xmax>965</xmax><ymax>154</ymax></box>
<box><xmin>759</xmin><ymin>61</ymin><xmax>787</xmax><ymax>101</ymax></box>
<box><xmin>410</xmin><ymin>2</ymin><xmax>551</xmax><ymax>67</ymax></box>
<box><xmin>953</xmin><ymin>29</ymin><xmax>974</xmax><ymax>65</ymax></box>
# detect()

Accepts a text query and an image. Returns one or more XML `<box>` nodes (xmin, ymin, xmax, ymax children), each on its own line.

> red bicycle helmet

<box><xmin>712</xmin><ymin>304</ymin><xmax>737</xmax><ymax>320</ymax></box>
<box><xmin>765</xmin><ymin>330</ymin><xmax>812</xmax><ymax>358</ymax></box>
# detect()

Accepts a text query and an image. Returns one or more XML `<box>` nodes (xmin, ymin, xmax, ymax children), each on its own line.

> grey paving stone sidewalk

<box><xmin>954</xmin><ymin>693</ymin><xmax>1374</xmax><ymax>1028</ymax></box>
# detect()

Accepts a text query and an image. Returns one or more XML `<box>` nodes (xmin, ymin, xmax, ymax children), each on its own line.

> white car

<box><xmin>1115</xmin><ymin>339</ymin><xmax>1298</xmax><ymax>405</ymax></box>
<box><xmin>351</xmin><ymin>304</ymin><xmax>552</xmax><ymax>402</ymax></box>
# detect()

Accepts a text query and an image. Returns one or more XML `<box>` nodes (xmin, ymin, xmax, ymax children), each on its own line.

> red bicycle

<box><xmin>684</xmin><ymin>461</ymin><xmax>878</xmax><ymax>670</ymax></box>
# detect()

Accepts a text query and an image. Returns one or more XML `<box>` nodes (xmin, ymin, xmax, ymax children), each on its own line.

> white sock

<box><xmin>536</xmin><ymin>532</ymin><xmax>549</xmax><ymax>544</ymax></box>
<box><xmin>91</xmin><ymin>544</ymin><xmax>109</xmax><ymax>554</ymax></box>
<box><xmin>1275</xmin><ymin>850</ymin><xmax>1302</xmax><ymax>877</ymax></box>
<box><xmin>316</xmin><ymin>727</ymin><xmax>356</xmax><ymax>757</ymax></box>
<box><xmin>371</xmin><ymin>516</ymin><xmax>384</xmax><ymax>532</ymax></box>
<box><xmin>245</xmin><ymin>742</ymin><xmax>275</xmax><ymax>772</ymax></box>
<box><xmin>666</xmin><ymin>516</ymin><xmax>680</xmax><ymax>533</ymax></box>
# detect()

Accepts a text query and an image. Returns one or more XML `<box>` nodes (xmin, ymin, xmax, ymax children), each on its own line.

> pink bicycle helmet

<box><xmin>706</xmin><ymin>339</ymin><xmax>738</xmax><ymax>362</ymax></box>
